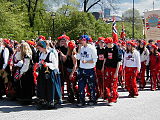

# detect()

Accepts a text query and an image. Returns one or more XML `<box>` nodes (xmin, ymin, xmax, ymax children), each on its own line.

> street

<box><xmin>0</xmin><ymin>85</ymin><xmax>160</xmax><ymax>120</ymax></box>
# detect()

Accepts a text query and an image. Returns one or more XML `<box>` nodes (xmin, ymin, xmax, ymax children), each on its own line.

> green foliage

<box><xmin>0</xmin><ymin>0</ymin><xmax>144</xmax><ymax>41</ymax></box>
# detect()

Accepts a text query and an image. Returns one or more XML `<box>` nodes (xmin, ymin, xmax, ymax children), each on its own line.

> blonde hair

<box><xmin>21</xmin><ymin>42</ymin><xmax>32</xmax><ymax>59</ymax></box>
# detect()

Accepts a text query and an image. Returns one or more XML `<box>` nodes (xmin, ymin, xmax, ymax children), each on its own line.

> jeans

<box><xmin>78</xmin><ymin>68</ymin><xmax>96</xmax><ymax>103</ymax></box>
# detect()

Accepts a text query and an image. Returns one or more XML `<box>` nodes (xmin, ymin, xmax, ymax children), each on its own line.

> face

<box><xmin>37</xmin><ymin>46</ymin><xmax>45</xmax><ymax>52</ymax></box>
<box><xmin>140</xmin><ymin>43</ymin><xmax>144</xmax><ymax>48</ymax></box>
<box><xmin>150</xmin><ymin>47</ymin><xmax>154</xmax><ymax>53</ymax></box>
<box><xmin>98</xmin><ymin>41</ymin><xmax>104</xmax><ymax>47</ymax></box>
<box><xmin>106</xmin><ymin>43</ymin><xmax>112</xmax><ymax>48</ymax></box>
<box><xmin>60</xmin><ymin>40</ymin><xmax>67</xmax><ymax>47</ymax></box>
<box><xmin>126</xmin><ymin>43</ymin><xmax>132</xmax><ymax>50</ymax></box>
<box><xmin>149</xmin><ymin>42</ymin><xmax>153</xmax><ymax>45</ymax></box>
<box><xmin>136</xmin><ymin>42</ymin><xmax>140</xmax><ymax>47</ymax></box>
<box><xmin>81</xmin><ymin>39</ymin><xmax>87</xmax><ymax>46</ymax></box>
<box><xmin>15</xmin><ymin>45</ymin><xmax>21</xmax><ymax>52</ymax></box>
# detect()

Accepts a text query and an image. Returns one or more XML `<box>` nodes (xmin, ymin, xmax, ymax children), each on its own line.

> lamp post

<box><xmin>142</xmin><ymin>17</ymin><xmax>145</xmax><ymax>39</ymax></box>
<box><xmin>51</xmin><ymin>12</ymin><xmax>56</xmax><ymax>40</ymax></box>
<box><xmin>132</xmin><ymin>0</ymin><xmax>135</xmax><ymax>40</ymax></box>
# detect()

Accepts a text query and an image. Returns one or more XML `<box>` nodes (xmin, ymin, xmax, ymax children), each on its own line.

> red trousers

<box><xmin>150</xmin><ymin>69</ymin><xmax>160</xmax><ymax>90</ymax></box>
<box><xmin>96</xmin><ymin>69</ymin><xmax>104</xmax><ymax>98</ymax></box>
<box><xmin>104</xmin><ymin>67</ymin><xmax>118</xmax><ymax>103</ymax></box>
<box><xmin>138</xmin><ymin>62</ymin><xmax>146</xmax><ymax>88</ymax></box>
<box><xmin>125</xmin><ymin>67</ymin><xmax>138</xmax><ymax>96</ymax></box>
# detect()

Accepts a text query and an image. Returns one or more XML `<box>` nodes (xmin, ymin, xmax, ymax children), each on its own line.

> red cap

<box><xmin>105</xmin><ymin>37</ymin><xmax>113</xmax><ymax>44</ymax></box>
<box><xmin>26</xmin><ymin>40</ymin><xmax>36</xmax><ymax>46</ymax></box>
<box><xmin>98</xmin><ymin>37</ymin><xmax>105</xmax><ymax>41</ymax></box>
<box><xmin>39</xmin><ymin>35</ymin><xmax>46</xmax><ymax>40</ymax></box>
<box><xmin>88</xmin><ymin>37</ymin><xmax>93</xmax><ymax>42</ymax></box>
<box><xmin>3</xmin><ymin>39</ymin><xmax>10</xmax><ymax>44</ymax></box>
<box><xmin>121</xmin><ymin>41</ymin><xmax>126</xmax><ymax>46</ymax></box>
<box><xmin>157</xmin><ymin>40</ymin><xmax>160</xmax><ymax>43</ymax></box>
<box><xmin>126</xmin><ymin>41</ymin><xmax>135</xmax><ymax>47</ymax></box>
<box><xmin>151</xmin><ymin>44</ymin><xmax>158</xmax><ymax>50</ymax></box>
<box><xmin>58</xmin><ymin>35</ymin><xmax>70</xmax><ymax>41</ymax></box>
<box><xmin>141</xmin><ymin>40</ymin><xmax>147</xmax><ymax>46</ymax></box>
<box><xmin>68</xmin><ymin>41</ymin><xmax>75</xmax><ymax>50</ymax></box>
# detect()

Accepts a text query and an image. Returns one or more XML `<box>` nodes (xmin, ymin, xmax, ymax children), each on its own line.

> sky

<box><xmin>113</xmin><ymin>0</ymin><xmax>160</xmax><ymax>16</ymax></box>
<box><xmin>47</xmin><ymin>0</ymin><xmax>160</xmax><ymax>16</ymax></box>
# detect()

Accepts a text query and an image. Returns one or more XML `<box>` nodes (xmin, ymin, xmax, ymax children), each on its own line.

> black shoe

<box><xmin>77</xmin><ymin>102</ymin><xmax>85</xmax><ymax>107</ymax></box>
<box><xmin>47</xmin><ymin>102</ymin><xmax>57</xmax><ymax>110</ymax></box>
<box><xmin>88</xmin><ymin>101</ymin><xmax>97</xmax><ymax>106</ymax></box>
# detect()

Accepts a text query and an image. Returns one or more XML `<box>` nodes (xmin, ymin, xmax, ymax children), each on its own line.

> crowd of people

<box><xmin>0</xmin><ymin>34</ymin><xmax>160</xmax><ymax>110</ymax></box>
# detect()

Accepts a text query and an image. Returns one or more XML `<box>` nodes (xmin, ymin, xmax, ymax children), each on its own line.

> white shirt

<box><xmin>123</xmin><ymin>49</ymin><xmax>141</xmax><ymax>72</ymax></box>
<box><xmin>2</xmin><ymin>47</ymin><xmax>9</xmax><ymax>69</ymax></box>
<box><xmin>20</xmin><ymin>55</ymin><xmax>32</xmax><ymax>75</ymax></box>
<box><xmin>139</xmin><ymin>48</ymin><xmax>149</xmax><ymax>65</ymax></box>
<box><xmin>39</xmin><ymin>50</ymin><xmax>59</xmax><ymax>70</ymax></box>
<box><xmin>76</xmin><ymin>44</ymin><xmax>98</xmax><ymax>69</ymax></box>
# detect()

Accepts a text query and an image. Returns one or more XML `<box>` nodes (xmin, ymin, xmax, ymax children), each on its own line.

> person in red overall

<box><xmin>137</xmin><ymin>40</ymin><xmax>149</xmax><ymax>90</ymax></box>
<box><xmin>96</xmin><ymin>37</ymin><xmax>105</xmax><ymax>98</ymax></box>
<box><xmin>123</xmin><ymin>41</ymin><xmax>141</xmax><ymax>97</ymax></box>
<box><xmin>149</xmin><ymin>44</ymin><xmax>160</xmax><ymax>91</ymax></box>
<box><xmin>102</xmin><ymin>37</ymin><xmax>122</xmax><ymax>104</ymax></box>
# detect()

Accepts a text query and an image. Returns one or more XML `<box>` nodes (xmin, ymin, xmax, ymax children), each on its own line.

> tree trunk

<box><xmin>84</xmin><ymin>0</ymin><xmax>87</xmax><ymax>12</ymax></box>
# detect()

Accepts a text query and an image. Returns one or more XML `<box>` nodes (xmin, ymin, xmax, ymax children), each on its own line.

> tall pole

<box><xmin>153</xmin><ymin>1</ymin><xmax>155</xmax><ymax>10</ymax></box>
<box><xmin>52</xmin><ymin>18</ymin><xmax>54</xmax><ymax>39</ymax></box>
<box><xmin>132</xmin><ymin>0</ymin><xmax>135</xmax><ymax>39</ymax></box>
<box><xmin>51</xmin><ymin>12</ymin><xmax>55</xmax><ymax>40</ymax></box>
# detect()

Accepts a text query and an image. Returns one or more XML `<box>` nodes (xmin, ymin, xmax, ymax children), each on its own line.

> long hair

<box><xmin>21</xmin><ymin>42</ymin><xmax>32</xmax><ymax>59</ymax></box>
<box><xmin>67</xmin><ymin>47</ymin><xmax>77</xmax><ymax>56</ymax></box>
<box><xmin>126</xmin><ymin>46</ymin><xmax>134</xmax><ymax>54</ymax></box>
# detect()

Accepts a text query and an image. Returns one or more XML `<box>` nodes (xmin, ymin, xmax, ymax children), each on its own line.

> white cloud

<box><xmin>115</xmin><ymin>0</ymin><xmax>160</xmax><ymax>16</ymax></box>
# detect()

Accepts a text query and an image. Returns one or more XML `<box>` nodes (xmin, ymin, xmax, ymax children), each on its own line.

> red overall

<box><xmin>150</xmin><ymin>53</ymin><xmax>160</xmax><ymax>90</ymax></box>
<box><xmin>125</xmin><ymin>67</ymin><xmax>138</xmax><ymax>96</ymax></box>
<box><xmin>104</xmin><ymin>67</ymin><xmax>118</xmax><ymax>103</ymax></box>
<box><xmin>138</xmin><ymin>61</ymin><xmax>146</xmax><ymax>89</ymax></box>
<box><xmin>96</xmin><ymin>69</ymin><xmax>104</xmax><ymax>98</ymax></box>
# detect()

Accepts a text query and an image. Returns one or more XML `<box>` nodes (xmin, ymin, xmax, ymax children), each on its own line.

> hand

<box><xmin>114</xmin><ymin>72</ymin><xmax>118</xmax><ymax>78</ymax></box>
<box><xmin>69</xmin><ymin>74</ymin><xmax>73</xmax><ymax>80</ymax></box>
<box><xmin>82</xmin><ymin>60</ymin><xmax>87</xmax><ymax>64</ymax></box>
<box><xmin>41</xmin><ymin>60</ymin><xmax>45</xmax><ymax>64</ymax></box>
<box><xmin>101</xmin><ymin>67</ymin><xmax>104</xmax><ymax>73</ymax></box>
<box><xmin>19</xmin><ymin>74</ymin><xmax>22</xmax><ymax>79</ymax></box>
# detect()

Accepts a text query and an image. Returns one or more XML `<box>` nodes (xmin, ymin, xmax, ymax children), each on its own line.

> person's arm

<box><xmin>136</xmin><ymin>51</ymin><xmax>141</xmax><ymax>73</ymax></box>
<box><xmin>82</xmin><ymin>47</ymin><xmax>97</xmax><ymax>64</ymax></box>
<box><xmin>2</xmin><ymin>48</ymin><xmax>9</xmax><ymax>70</ymax></box>
<box><xmin>145</xmin><ymin>48</ymin><xmax>150</xmax><ymax>66</ymax></box>
<box><xmin>69</xmin><ymin>55</ymin><xmax>77</xmax><ymax>80</ymax></box>
<box><xmin>75</xmin><ymin>44</ymin><xmax>82</xmax><ymax>60</ymax></box>
<box><xmin>59</xmin><ymin>51</ymin><xmax>67</xmax><ymax>62</ymax></box>
<box><xmin>114</xmin><ymin>62</ymin><xmax>120</xmax><ymax>78</ymax></box>
<box><xmin>20</xmin><ymin>58</ymin><xmax>30</xmax><ymax>75</ymax></box>
<box><xmin>114</xmin><ymin>48</ymin><xmax>122</xmax><ymax>78</ymax></box>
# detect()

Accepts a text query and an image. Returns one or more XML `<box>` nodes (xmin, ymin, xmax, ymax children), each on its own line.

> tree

<box><xmin>122</xmin><ymin>9</ymin><xmax>141</xmax><ymax>22</ymax></box>
<box><xmin>81</xmin><ymin>0</ymin><xmax>119</xmax><ymax>12</ymax></box>
<box><xmin>57</xmin><ymin>2</ymin><xmax>79</xmax><ymax>15</ymax></box>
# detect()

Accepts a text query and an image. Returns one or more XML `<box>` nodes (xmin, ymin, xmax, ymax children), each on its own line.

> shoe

<box><xmin>77</xmin><ymin>102</ymin><xmax>85</xmax><ymax>107</ymax></box>
<box><xmin>128</xmin><ymin>94</ymin><xmax>134</xmax><ymax>98</ymax></box>
<box><xmin>47</xmin><ymin>104</ymin><xmax>57</xmax><ymax>110</ymax></box>
<box><xmin>88</xmin><ymin>101</ymin><xmax>97</xmax><ymax>106</ymax></box>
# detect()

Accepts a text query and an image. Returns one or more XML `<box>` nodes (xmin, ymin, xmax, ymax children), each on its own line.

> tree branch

<box><xmin>86</xmin><ymin>0</ymin><xmax>101</xmax><ymax>12</ymax></box>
